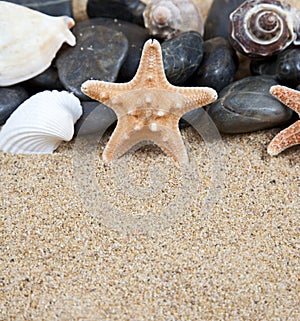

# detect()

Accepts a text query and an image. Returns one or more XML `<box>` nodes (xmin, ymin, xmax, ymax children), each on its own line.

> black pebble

<box><xmin>87</xmin><ymin>0</ymin><xmax>146</xmax><ymax>26</ymax></box>
<box><xmin>189</xmin><ymin>37</ymin><xmax>238</xmax><ymax>92</ymax></box>
<box><xmin>203</xmin><ymin>0</ymin><xmax>245</xmax><ymax>41</ymax></box>
<box><xmin>0</xmin><ymin>86</ymin><xmax>29</xmax><ymax>125</ymax></box>
<box><xmin>6</xmin><ymin>0</ymin><xmax>72</xmax><ymax>16</ymax></box>
<box><xmin>161</xmin><ymin>31</ymin><xmax>204</xmax><ymax>85</ymax></box>
<box><xmin>56</xmin><ymin>24</ymin><xmax>129</xmax><ymax>100</ymax></box>
<box><xmin>250</xmin><ymin>48</ymin><xmax>300</xmax><ymax>88</ymax></box>
<box><xmin>206</xmin><ymin>76</ymin><xmax>294</xmax><ymax>133</ymax></box>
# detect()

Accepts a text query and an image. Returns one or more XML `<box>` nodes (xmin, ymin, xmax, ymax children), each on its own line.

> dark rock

<box><xmin>74</xmin><ymin>101</ymin><xmax>117</xmax><ymax>136</ymax></box>
<box><xmin>77</xmin><ymin>18</ymin><xmax>150</xmax><ymax>82</ymax></box>
<box><xmin>204</xmin><ymin>0</ymin><xmax>245</xmax><ymax>41</ymax></box>
<box><xmin>87</xmin><ymin>0</ymin><xmax>146</xmax><ymax>26</ymax></box>
<box><xmin>161</xmin><ymin>31</ymin><xmax>204</xmax><ymax>85</ymax></box>
<box><xmin>250</xmin><ymin>48</ymin><xmax>300</xmax><ymax>88</ymax></box>
<box><xmin>27</xmin><ymin>65</ymin><xmax>63</xmax><ymax>89</ymax></box>
<box><xmin>206</xmin><ymin>76</ymin><xmax>293</xmax><ymax>133</ymax></box>
<box><xmin>6</xmin><ymin>0</ymin><xmax>72</xmax><ymax>16</ymax></box>
<box><xmin>56</xmin><ymin>24</ymin><xmax>128</xmax><ymax>100</ymax></box>
<box><xmin>190</xmin><ymin>37</ymin><xmax>238</xmax><ymax>92</ymax></box>
<box><xmin>0</xmin><ymin>86</ymin><xmax>29</xmax><ymax>125</ymax></box>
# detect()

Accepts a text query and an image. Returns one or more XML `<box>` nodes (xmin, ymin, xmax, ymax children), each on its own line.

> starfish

<box><xmin>267</xmin><ymin>85</ymin><xmax>300</xmax><ymax>156</ymax></box>
<box><xmin>81</xmin><ymin>39</ymin><xmax>217</xmax><ymax>163</ymax></box>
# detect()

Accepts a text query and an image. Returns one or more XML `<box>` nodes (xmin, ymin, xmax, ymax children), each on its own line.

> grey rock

<box><xmin>56</xmin><ymin>24</ymin><xmax>128</xmax><ymax>100</ymax></box>
<box><xmin>0</xmin><ymin>86</ymin><xmax>29</xmax><ymax>125</ymax></box>
<box><xmin>28</xmin><ymin>65</ymin><xmax>63</xmax><ymax>89</ymax></box>
<box><xmin>206</xmin><ymin>76</ymin><xmax>294</xmax><ymax>133</ymax></box>
<box><xmin>251</xmin><ymin>48</ymin><xmax>300</xmax><ymax>88</ymax></box>
<box><xmin>87</xmin><ymin>0</ymin><xmax>146</xmax><ymax>26</ymax></box>
<box><xmin>5</xmin><ymin>0</ymin><xmax>72</xmax><ymax>16</ymax></box>
<box><xmin>190</xmin><ymin>37</ymin><xmax>238</xmax><ymax>92</ymax></box>
<box><xmin>204</xmin><ymin>0</ymin><xmax>245</xmax><ymax>41</ymax></box>
<box><xmin>74</xmin><ymin>101</ymin><xmax>117</xmax><ymax>136</ymax></box>
<box><xmin>161</xmin><ymin>31</ymin><xmax>204</xmax><ymax>85</ymax></box>
<box><xmin>77</xmin><ymin>18</ymin><xmax>150</xmax><ymax>82</ymax></box>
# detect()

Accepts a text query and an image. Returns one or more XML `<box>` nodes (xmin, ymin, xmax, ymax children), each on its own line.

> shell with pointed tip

<box><xmin>0</xmin><ymin>2</ymin><xmax>76</xmax><ymax>86</ymax></box>
<box><xmin>229</xmin><ymin>0</ymin><xmax>300</xmax><ymax>58</ymax></box>
<box><xmin>0</xmin><ymin>91</ymin><xmax>82</xmax><ymax>154</ymax></box>
<box><xmin>143</xmin><ymin>0</ymin><xmax>204</xmax><ymax>39</ymax></box>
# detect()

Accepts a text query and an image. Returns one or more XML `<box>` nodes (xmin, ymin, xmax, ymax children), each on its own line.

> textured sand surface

<box><xmin>1</xmin><ymin>1</ymin><xmax>300</xmax><ymax>319</ymax></box>
<box><xmin>1</xmin><ymin>127</ymin><xmax>299</xmax><ymax>320</ymax></box>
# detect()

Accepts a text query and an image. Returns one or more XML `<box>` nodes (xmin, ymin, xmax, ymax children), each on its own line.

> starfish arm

<box><xmin>270</xmin><ymin>85</ymin><xmax>300</xmax><ymax>115</ymax></box>
<box><xmin>103</xmin><ymin>119</ymin><xmax>189</xmax><ymax>163</ymax></box>
<box><xmin>267</xmin><ymin>120</ymin><xmax>300</xmax><ymax>156</ymax></box>
<box><xmin>130</xmin><ymin>39</ymin><xmax>171</xmax><ymax>89</ymax></box>
<box><xmin>81</xmin><ymin>80</ymin><xmax>134</xmax><ymax>103</ymax></box>
<box><xmin>152</xmin><ymin>126</ymin><xmax>189</xmax><ymax>164</ymax></box>
<box><xmin>169</xmin><ymin>86</ymin><xmax>218</xmax><ymax>115</ymax></box>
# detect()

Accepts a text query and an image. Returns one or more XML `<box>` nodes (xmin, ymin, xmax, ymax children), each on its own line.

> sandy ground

<box><xmin>0</xmin><ymin>126</ymin><xmax>299</xmax><ymax>320</ymax></box>
<box><xmin>1</xmin><ymin>1</ymin><xmax>300</xmax><ymax>320</ymax></box>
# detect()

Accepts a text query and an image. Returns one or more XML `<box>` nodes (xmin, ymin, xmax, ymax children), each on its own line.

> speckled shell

<box><xmin>0</xmin><ymin>2</ymin><xmax>76</xmax><ymax>86</ymax></box>
<box><xmin>0</xmin><ymin>91</ymin><xmax>82</xmax><ymax>154</ymax></box>
<box><xmin>143</xmin><ymin>0</ymin><xmax>204</xmax><ymax>39</ymax></box>
<box><xmin>229</xmin><ymin>0</ymin><xmax>300</xmax><ymax>58</ymax></box>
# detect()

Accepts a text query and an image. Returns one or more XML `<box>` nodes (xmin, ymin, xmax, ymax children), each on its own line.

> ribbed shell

<box><xmin>0</xmin><ymin>2</ymin><xmax>76</xmax><ymax>86</ymax></box>
<box><xmin>143</xmin><ymin>0</ymin><xmax>204</xmax><ymax>39</ymax></box>
<box><xmin>0</xmin><ymin>91</ymin><xmax>82</xmax><ymax>154</ymax></box>
<box><xmin>229</xmin><ymin>0</ymin><xmax>300</xmax><ymax>57</ymax></box>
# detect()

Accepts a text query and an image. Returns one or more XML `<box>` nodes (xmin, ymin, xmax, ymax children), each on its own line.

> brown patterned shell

<box><xmin>229</xmin><ymin>0</ymin><xmax>300</xmax><ymax>58</ymax></box>
<box><xmin>143</xmin><ymin>0</ymin><xmax>204</xmax><ymax>39</ymax></box>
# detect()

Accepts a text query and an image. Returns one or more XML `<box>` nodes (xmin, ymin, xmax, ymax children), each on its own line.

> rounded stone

<box><xmin>76</xmin><ymin>18</ymin><xmax>150</xmax><ymax>82</ymax></box>
<box><xmin>190</xmin><ymin>37</ymin><xmax>238</xmax><ymax>92</ymax></box>
<box><xmin>204</xmin><ymin>0</ymin><xmax>246</xmax><ymax>41</ymax></box>
<box><xmin>74</xmin><ymin>101</ymin><xmax>117</xmax><ymax>136</ymax></box>
<box><xmin>250</xmin><ymin>48</ymin><xmax>300</xmax><ymax>88</ymax></box>
<box><xmin>206</xmin><ymin>76</ymin><xmax>294</xmax><ymax>133</ymax></box>
<box><xmin>56</xmin><ymin>24</ymin><xmax>129</xmax><ymax>100</ymax></box>
<box><xmin>161</xmin><ymin>31</ymin><xmax>204</xmax><ymax>85</ymax></box>
<box><xmin>0</xmin><ymin>86</ymin><xmax>29</xmax><ymax>125</ymax></box>
<box><xmin>87</xmin><ymin>0</ymin><xmax>146</xmax><ymax>26</ymax></box>
<box><xmin>27</xmin><ymin>65</ymin><xmax>63</xmax><ymax>90</ymax></box>
<box><xmin>7</xmin><ymin>0</ymin><xmax>72</xmax><ymax>16</ymax></box>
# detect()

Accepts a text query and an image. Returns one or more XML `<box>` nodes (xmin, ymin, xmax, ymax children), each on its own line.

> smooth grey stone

<box><xmin>250</xmin><ymin>48</ymin><xmax>300</xmax><ymax>88</ymax></box>
<box><xmin>87</xmin><ymin>0</ymin><xmax>146</xmax><ymax>26</ymax></box>
<box><xmin>56</xmin><ymin>25</ymin><xmax>128</xmax><ymax>100</ymax></box>
<box><xmin>74</xmin><ymin>101</ymin><xmax>117</xmax><ymax>136</ymax></box>
<box><xmin>190</xmin><ymin>37</ymin><xmax>238</xmax><ymax>92</ymax></box>
<box><xmin>5</xmin><ymin>0</ymin><xmax>72</xmax><ymax>16</ymax></box>
<box><xmin>27</xmin><ymin>65</ymin><xmax>63</xmax><ymax>89</ymax></box>
<box><xmin>161</xmin><ymin>31</ymin><xmax>204</xmax><ymax>85</ymax></box>
<box><xmin>0</xmin><ymin>86</ymin><xmax>29</xmax><ymax>125</ymax></box>
<box><xmin>206</xmin><ymin>76</ymin><xmax>294</xmax><ymax>133</ymax></box>
<box><xmin>77</xmin><ymin>18</ymin><xmax>150</xmax><ymax>82</ymax></box>
<box><xmin>204</xmin><ymin>0</ymin><xmax>245</xmax><ymax>41</ymax></box>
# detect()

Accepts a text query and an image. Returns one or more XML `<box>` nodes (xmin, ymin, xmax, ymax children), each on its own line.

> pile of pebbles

<box><xmin>0</xmin><ymin>0</ymin><xmax>299</xmax><ymax>138</ymax></box>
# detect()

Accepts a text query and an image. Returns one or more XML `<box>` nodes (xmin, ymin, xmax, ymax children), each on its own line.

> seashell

<box><xmin>0</xmin><ymin>2</ymin><xmax>76</xmax><ymax>86</ymax></box>
<box><xmin>143</xmin><ymin>0</ymin><xmax>204</xmax><ymax>39</ymax></box>
<box><xmin>0</xmin><ymin>91</ymin><xmax>82</xmax><ymax>154</ymax></box>
<box><xmin>229</xmin><ymin>0</ymin><xmax>300</xmax><ymax>58</ymax></box>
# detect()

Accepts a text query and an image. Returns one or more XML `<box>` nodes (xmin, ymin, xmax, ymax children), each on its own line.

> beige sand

<box><xmin>0</xmin><ymin>126</ymin><xmax>299</xmax><ymax>320</ymax></box>
<box><xmin>1</xmin><ymin>1</ymin><xmax>300</xmax><ymax>320</ymax></box>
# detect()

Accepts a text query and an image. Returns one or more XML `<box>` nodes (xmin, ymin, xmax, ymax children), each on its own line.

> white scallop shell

<box><xmin>0</xmin><ymin>2</ymin><xmax>76</xmax><ymax>86</ymax></box>
<box><xmin>0</xmin><ymin>91</ymin><xmax>82</xmax><ymax>154</ymax></box>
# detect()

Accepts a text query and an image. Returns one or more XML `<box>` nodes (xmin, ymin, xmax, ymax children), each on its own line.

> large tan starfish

<box><xmin>267</xmin><ymin>85</ymin><xmax>300</xmax><ymax>156</ymax></box>
<box><xmin>81</xmin><ymin>39</ymin><xmax>217</xmax><ymax>163</ymax></box>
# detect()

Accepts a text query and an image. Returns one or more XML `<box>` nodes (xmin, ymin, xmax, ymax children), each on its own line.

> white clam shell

<box><xmin>0</xmin><ymin>2</ymin><xmax>76</xmax><ymax>86</ymax></box>
<box><xmin>0</xmin><ymin>90</ymin><xmax>82</xmax><ymax>154</ymax></box>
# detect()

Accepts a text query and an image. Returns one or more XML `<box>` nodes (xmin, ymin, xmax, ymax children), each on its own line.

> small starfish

<box><xmin>81</xmin><ymin>39</ymin><xmax>217</xmax><ymax>163</ymax></box>
<box><xmin>267</xmin><ymin>85</ymin><xmax>300</xmax><ymax>156</ymax></box>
